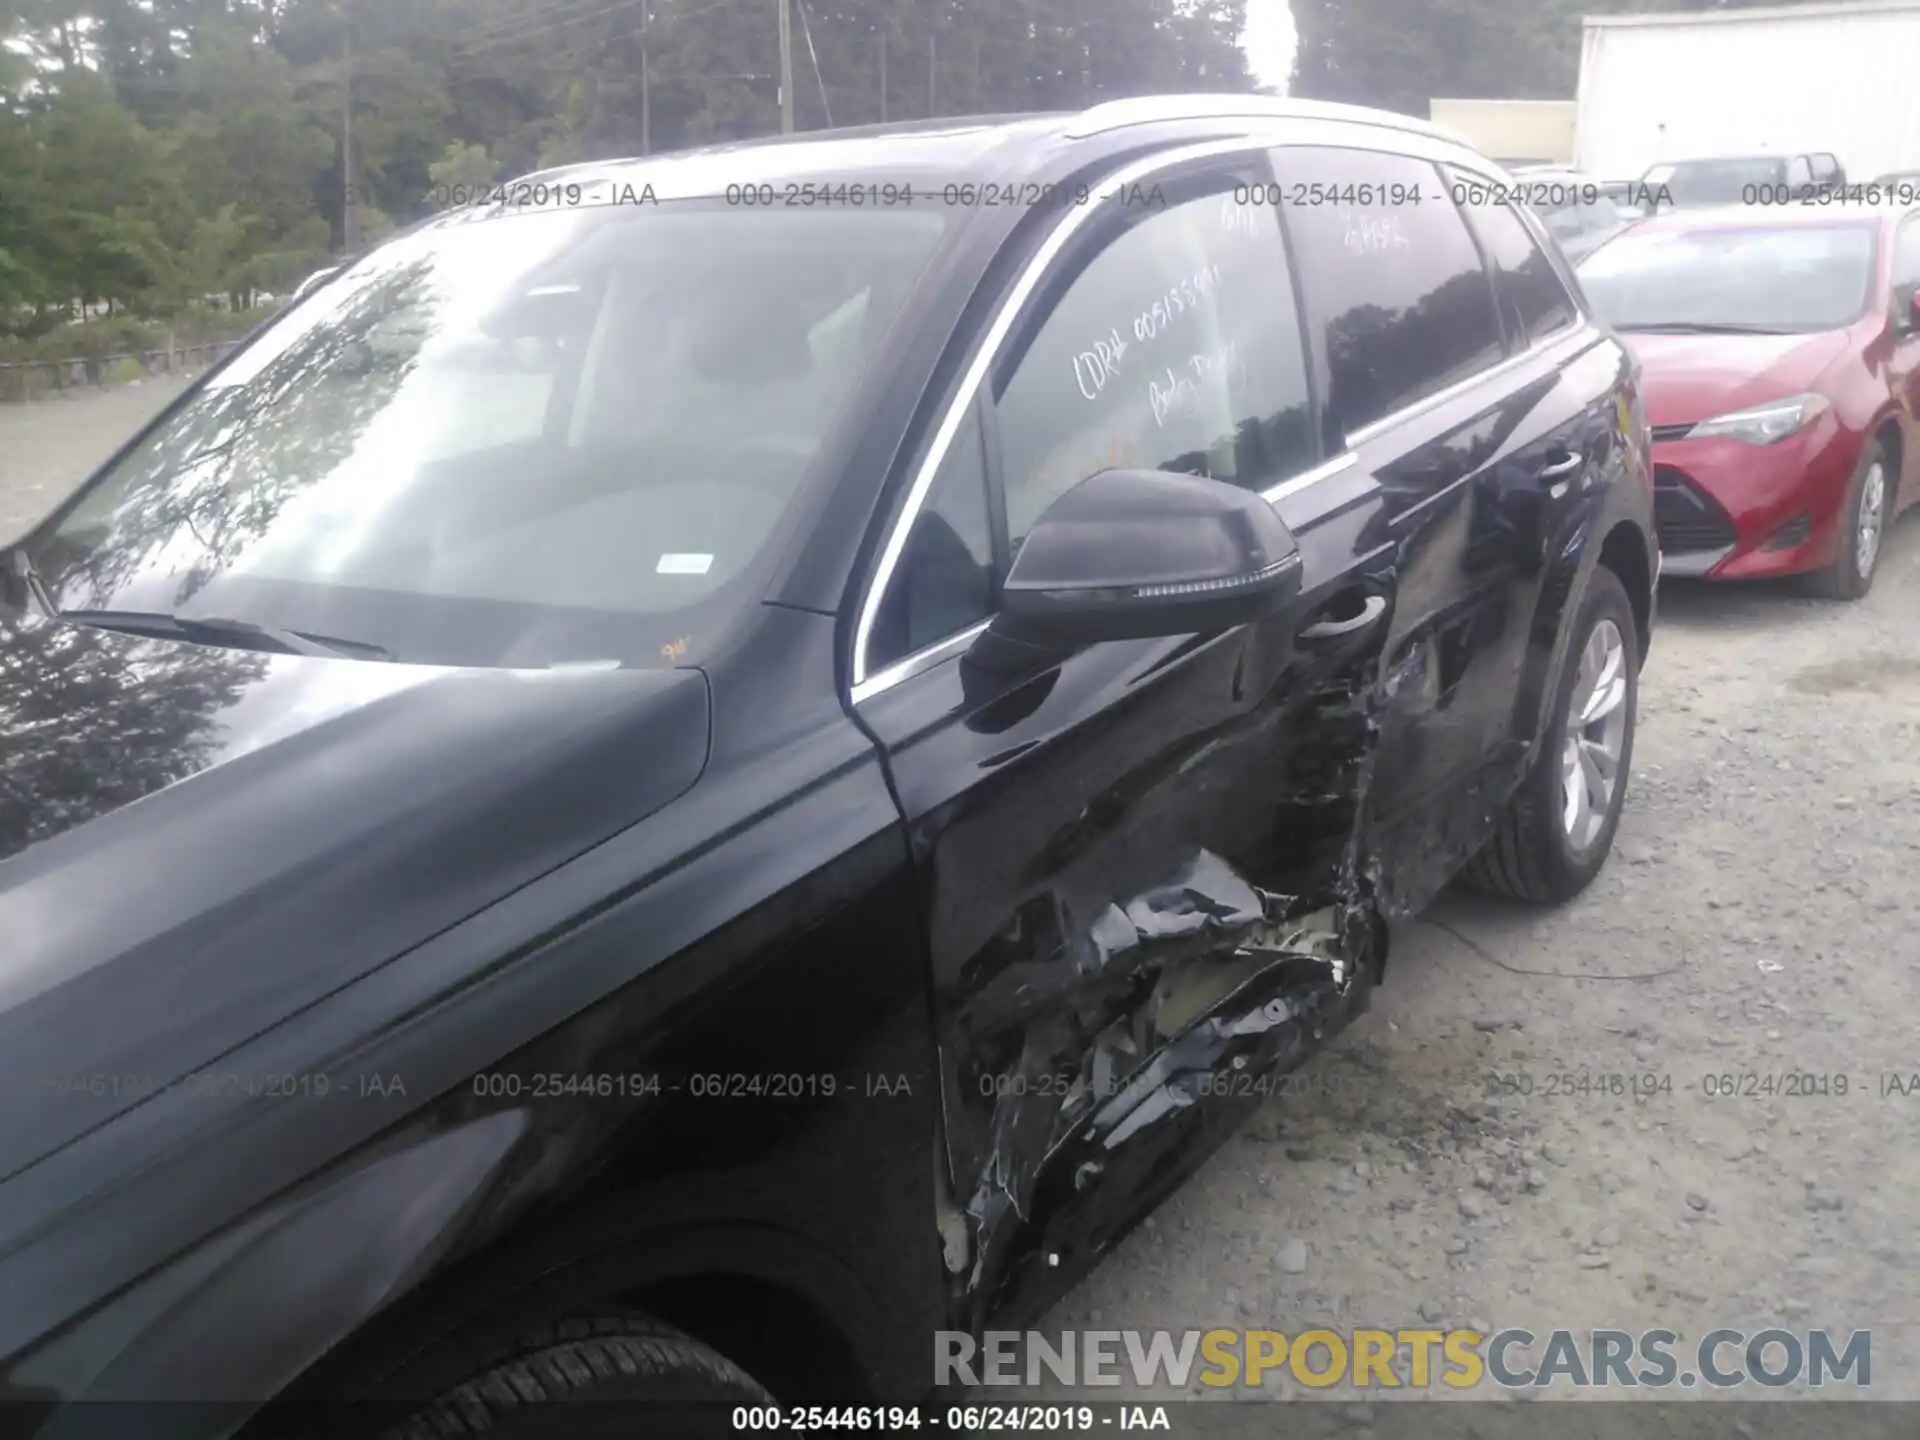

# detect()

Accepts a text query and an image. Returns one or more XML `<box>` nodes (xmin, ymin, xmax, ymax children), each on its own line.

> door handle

<box><xmin>1538</xmin><ymin>449</ymin><xmax>1585</xmax><ymax>482</ymax></box>
<box><xmin>1298</xmin><ymin>592</ymin><xmax>1388</xmax><ymax>642</ymax></box>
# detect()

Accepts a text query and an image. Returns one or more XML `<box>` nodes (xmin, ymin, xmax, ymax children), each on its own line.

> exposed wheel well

<box><xmin>1597</xmin><ymin>520</ymin><xmax>1652</xmax><ymax>666</ymax></box>
<box><xmin>626</xmin><ymin>1272</ymin><xmax>874</xmax><ymax>1404</ymax></box>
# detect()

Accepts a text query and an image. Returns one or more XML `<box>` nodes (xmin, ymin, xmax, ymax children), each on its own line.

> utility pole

<box><xmin>928</xmin><ymin>30</ymin><xmax>936</xmax><ymax>117</ymax></box>
<box><xmin>778</xmin><ymin>0</ymin><xmax>794</xmax><ymax>133</ymax></box>
<box><xmin>879</xmin><ymin>27</ymin><xmax>887</xmax><ymax>121</ymax></box>
<box><xmin>341</xmin><ymin>3</ymin><xmax>358</xmax><ymax>253</ymax></box>
<box><xmin>640</xmin><ymin>0</ymin><xmax>651</xmax><ymax>154</ymax></box>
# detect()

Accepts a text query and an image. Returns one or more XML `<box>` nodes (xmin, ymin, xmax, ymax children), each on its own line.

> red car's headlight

<box><xmin>1684</xmin><ymin>392</ymin><xmax>1831</xmax><ymax>445</ymax></box>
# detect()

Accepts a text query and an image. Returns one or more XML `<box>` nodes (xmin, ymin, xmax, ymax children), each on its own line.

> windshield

<box><xmin>1539</xmin><ymin>195</ymin><xmax>1621</xmax><ymax>242</ymax></box>
<box><xmin>1648</xmin><ymin>157</ymin><xmax>1786</xmax><ymax>205</ymax></box>
<box><xmin>1577</xmin><ymin>223</ymin><xmax>1876</xmax><ymax>333</ymax></box>
<box><xmin>29</xmin><ymin>201</ymin><xmax>948</xmax><ymax>669</ymax></box>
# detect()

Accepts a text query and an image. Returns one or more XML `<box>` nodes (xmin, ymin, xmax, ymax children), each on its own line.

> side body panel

<box><xmin>0</xmin><ymin>609</ymin><xmax>946</xmax><ymax>1430</ymax></box>
<box><xmin>855</xmin><ymin>146</ymin><xmax>1399</xmax><ymax>1333</ymax></box>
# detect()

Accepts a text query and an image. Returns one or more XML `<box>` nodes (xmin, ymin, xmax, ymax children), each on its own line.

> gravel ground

<box><xmin>6</xmin><ymin>384</ymin><xmax>1918</xmax><ymax>1418</ymax></box>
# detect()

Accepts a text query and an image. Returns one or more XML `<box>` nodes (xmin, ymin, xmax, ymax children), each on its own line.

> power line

<box><xmin>447</xmin><ymin>0</ymin><xmax>738</xmax><ymax>74</ymax></box>
<box><xmin>448</xmin><ymin>0</ymin><xmax>654</xmax><ymax>65</ymax></box>
<box><xmin>455</xmin><ymin>0</ymin><xmax>638</xmax><ymax>50</ymax></box>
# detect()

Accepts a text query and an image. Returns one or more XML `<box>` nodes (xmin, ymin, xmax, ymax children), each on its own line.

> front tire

<box><xmin>378</xmin><ymin>1313</ymin><xmax>776</xmax><ymax>1439</ymax></box>
<box><xmin>1806</xmin><ymin>439</ymin><xmax>1888</xmax><ymax>601</ymax></box>
<box><xmin>1463</xmin><ymin>566</ymin><xmax>1639</xmax><ymax>904</ymax></box>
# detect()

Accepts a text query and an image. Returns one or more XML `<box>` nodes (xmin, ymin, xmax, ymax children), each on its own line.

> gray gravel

<box><xmin>8</xmin><ymin>383</ymin><xmax>1918</xmax><ymax>1407</ymax></box>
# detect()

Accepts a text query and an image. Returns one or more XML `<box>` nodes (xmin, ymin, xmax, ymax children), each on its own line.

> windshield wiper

<box><xmin>3</xmin><ymin>548</ymin><xmax>58</xmax><ymax>617</ymax></box>
<box><xmin>1614</xmin><ymin>322</ymin><xmax>1791</xmax><ymax>335</ymax></box>
<box><xmin>58</xmin><ymin>609</ymin><xmax>394</xmax><ymax>662</ymax></box>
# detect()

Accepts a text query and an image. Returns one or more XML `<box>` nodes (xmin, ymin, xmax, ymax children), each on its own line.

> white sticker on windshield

<box><xmin>657</xmin><ymin>553</ymin><xmax>714</xmax><ymax>575</ymax></box>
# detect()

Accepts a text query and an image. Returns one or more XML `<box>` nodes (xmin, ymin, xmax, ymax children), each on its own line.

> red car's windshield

<box><xmin>1577</xmin><ymin>223</ymin><xmax>1877</xmax><ymax>334</ymax></box>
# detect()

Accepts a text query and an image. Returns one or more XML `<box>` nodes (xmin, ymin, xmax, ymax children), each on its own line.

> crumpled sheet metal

<box><xmin>954</xmin><ymin>847</ymin><xmax>1366</xmax><ymax>1302</ymax></box>
<box><xmin>1082</xmin><ymin>848</ymin><xmax>1276</xmax><ymax>972</ymax></box>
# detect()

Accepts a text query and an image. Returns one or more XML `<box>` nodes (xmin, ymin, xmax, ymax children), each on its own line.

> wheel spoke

<box><xmin>1579</xmin><ymin>743</ymin><xmax>1610</xmax><ymax>812</ymax></box>
<box><xmin>1582</xmin><ymin>671</ymin><xmax>1627</xmax><ymax>726</ymax></box>
<box><xmin>1562</xmin><ymin>736</ymin><xmax>1589</xmax><ymax>837</ymax></box>
<box><xmin>1581</xmin><ymin>735</ymin><xmax>1619</xmax><ymax>786</ymax></box>
<box><xmin>1559</xmin><ymin>618</ymin><xmax>1627</xmax><ymax>847</ymax></box>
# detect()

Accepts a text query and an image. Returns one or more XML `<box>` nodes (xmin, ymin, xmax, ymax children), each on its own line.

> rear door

<box><xmin>1268</xmin><ymin>146</ymin><xmax>1614</xmax><ymax>912</ymax></box>
<box><xmin>853</xmin><ymin>144</ymin><xmax>1395</xmax><ymax>1329</ymax></box>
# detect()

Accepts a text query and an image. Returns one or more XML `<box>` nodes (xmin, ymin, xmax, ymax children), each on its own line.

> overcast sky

<box><xmin>1240</xmin><ymin>0</ymin><xmax>1297</xmax><ymax>91</ymax></box>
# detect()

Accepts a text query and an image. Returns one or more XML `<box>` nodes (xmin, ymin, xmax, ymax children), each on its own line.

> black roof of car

<box><xmin>487</xmin><ymin>95</ymin><xmax>1481</xmax><ymax>199</ymax></box>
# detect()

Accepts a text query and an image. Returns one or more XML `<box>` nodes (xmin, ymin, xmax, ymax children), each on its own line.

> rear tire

<box><xmin>378</xmin><ymin>1313</ymin><xmax>775</xmax><ymax>1439</ymax></box>
<box><xmin>1463</xmin><ymin>566</ymin><xmax>1639</xmax><ymax>905</ymax></box>
<box><xmin>1805</xmin><ymin>440</ymin><xmax>1887</xmax><ymax>601</ymax></box>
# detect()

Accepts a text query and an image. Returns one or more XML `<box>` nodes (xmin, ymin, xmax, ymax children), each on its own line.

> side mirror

<box><xmin>990</xmin><ymin>468</ymin><xmax>1303</xmax><ymax>651</ymax></box>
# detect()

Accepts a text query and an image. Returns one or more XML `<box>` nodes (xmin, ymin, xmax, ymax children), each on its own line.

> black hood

<box><xmin>0</xmin><ymin>614</ymin><xmax>709</xmax><ymax>1179</ymax></box>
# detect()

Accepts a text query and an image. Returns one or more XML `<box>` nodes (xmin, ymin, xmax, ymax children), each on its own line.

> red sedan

<box><xmin>1577</xmin><ymin>203</ymin><xmax>1920</xmax><ymax>598</ymax></box>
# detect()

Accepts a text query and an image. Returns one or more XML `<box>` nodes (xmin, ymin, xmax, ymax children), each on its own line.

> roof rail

<box><xmin>1064</xmin><ymin>94</ymin><xmax>1473</xmax><ymax>149</ymax></box>
<box><xmin>506</xmin><ymin>159</ymin><xmax>640</xmax><ymax>189</ymax></box>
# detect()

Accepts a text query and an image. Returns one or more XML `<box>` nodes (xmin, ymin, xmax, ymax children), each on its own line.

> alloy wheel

<box><xmin>1560</xmin><ymin>618</ymin><xmax>1629</xmax><ymax>850</ymax></box>
<box><xmin>1856</xmin><ymin>460</ymin><xmax>1886</xmax><ymax>581</ymax></box>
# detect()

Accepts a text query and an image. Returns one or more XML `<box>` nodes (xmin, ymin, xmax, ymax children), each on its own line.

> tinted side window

<box><xmin>994</xmin><ymin>183</ymin><xmax>1316</xmax><ymax>544</ymax></box>
<box><xmin>867</xmin><ymin>405</ymin><xmax>995</xmax><ymax>670</ymax></box>
<box><xmin>1786</xmin><ymin>156</ymin><xmax>1814</xmax><ymax>188</ymax></box>
<box><xmin>1459</xmin><ymin>189</ymin><xmax>1578</xmax><ymax>345</ymax></box>
<box><xmin>1811</xmin><ymin>153</ymin><xmax>1841</xmax><ymax>184</ymax></box>
<box><xmin>1275</xmin><ymin>147</ymin><xmax>1504</xmax><ymax>444</ymax></box>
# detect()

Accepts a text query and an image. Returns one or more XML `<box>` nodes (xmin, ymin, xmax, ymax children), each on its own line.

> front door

<box><xmin>854</xmin><ymin>148</ymin><xmax>1396</xmax><ymax>1330</ymax></box>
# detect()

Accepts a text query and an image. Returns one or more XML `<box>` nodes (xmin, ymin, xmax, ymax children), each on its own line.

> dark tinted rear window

<box><xmin>1461</xmin><ymin>191</ymin><xmax>1578</xmax><ymax>345</ymax></box>
<box><xmin>1274</xmin><ymin>147</ymin><xmax>1504</xmax><ymax>444</ymax></box>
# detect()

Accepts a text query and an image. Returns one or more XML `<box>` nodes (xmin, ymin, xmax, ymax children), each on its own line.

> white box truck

<box><xmin>1574</xmin><ymin>0</ymin><xmax>1920</xmax><ymax>183</ymax></box>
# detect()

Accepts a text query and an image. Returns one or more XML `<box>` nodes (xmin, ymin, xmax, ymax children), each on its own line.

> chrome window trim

<box><xmin>1343</xmin><ymin>323</ymin><xmax>1590</xmax><ymax>451</ymax></box>
<box><xmin>851</xmin><ymin>619</ymin><xmax>992</xmax><ymax>703</ymax></box>
<box><xmin>1260</xmin><ymin>451</ymin><xmax>1357</xmax><ymax>505</ymax></box>
<box><xmin>850</xmin><ymin>135</ymin><xmax>1277</xmax><ymax>700</ymax></box>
